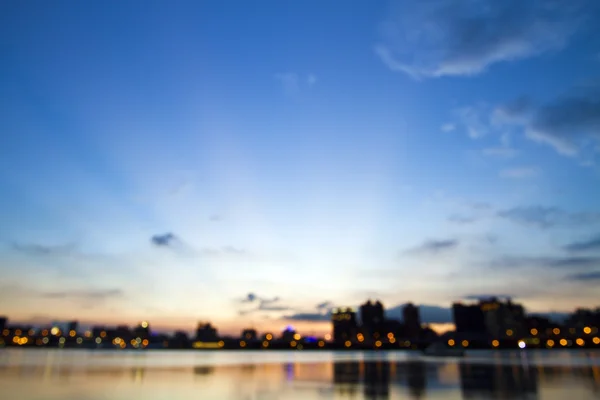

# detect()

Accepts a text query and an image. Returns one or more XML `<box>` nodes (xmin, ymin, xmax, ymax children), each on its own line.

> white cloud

<box><xmin>375</xmin><ymin>0</ymin><xmax>592</xmax><ymax>79</ymax></box>
<box><xmin>440</xmin><ymin>123</ymin><xmax>455</xmax><ymax>132</ymax></box>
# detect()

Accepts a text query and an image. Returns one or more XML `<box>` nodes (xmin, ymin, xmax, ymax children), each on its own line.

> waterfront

<box><xmin>0</xmin><ymin>349</ymin><xmax>599</xmax><ymax>399</ymax></box>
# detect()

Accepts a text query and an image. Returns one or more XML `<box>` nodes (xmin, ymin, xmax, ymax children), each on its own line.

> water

<box><xmin>0</xmin><ymin>349</ymin><xmax>599</xmax><ymax>399</ymax></box>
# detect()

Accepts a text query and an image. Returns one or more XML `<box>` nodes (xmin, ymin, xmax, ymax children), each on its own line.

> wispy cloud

<box><xmin>564</xmin><ymin>234</ymin><xmax>600</xmax><ymax>252</ymax></box>
<box><xmin>275</xmin><ymin>72</ymin><xmax>317</xmax><ymax>96</ymax></box>
<box><xmin>405</xmin><ymin>239</ymin><xmax>459</xmax><ymax>255</ymax></box>
<box><xmin>12</xmin><ymin>242</ymin><xmax>76</xmax><ymax>256</ymax></box>
<box><xmin>447</xmin><ymin>215</ymin><xmax>477</xmax><ymax>224</ymax></box>
<box><xmin>440</xmin><ymin>123</ymin><xmax>455</xmax><ymax>132</ymax></box>
<box><xmin>491</xmin><ymin>255</ymin><xmax>600</xmax><ymax>269</ymax></box>
<box><xmin>482</xmin><ymin>147</ymin><xmax>519</xmax><ymax>158</ymax></box>
<box><xmin>375</xmin><ymin>0</ymin><xmax>592</xmax><ymax>78</ymax></box>
<box><xmin>497</xmin><ymin>205</ymin><xmax>600</xmax><ymax>228</ymax></box>
<box><xmin>566</xmin><ymin>271</ymin><xmax>600</xmax><ymax>281</ymax></box>
<box><xmin>151</xmin><ymin>232</ymin><xmax>177</xmax><ymax>247</ymax></box>
<box><xmin>41</xmin><ymin>288</ymin><xmax>124</xmax><ymax>300</ymax></box>
<box><xmin>499</xmin><ymin>166</ymin><xmax>540</xmax><ymax>179</ymax></box>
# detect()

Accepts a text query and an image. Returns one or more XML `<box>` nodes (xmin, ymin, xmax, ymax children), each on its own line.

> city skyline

<box><xmin>2</xmin><ymin>1</ymin><xmax>600</xmax><ymax>336</ymax></box>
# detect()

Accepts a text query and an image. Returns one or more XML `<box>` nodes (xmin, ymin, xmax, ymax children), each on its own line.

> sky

<box><xmin>1</xmin><ymin>0</ymin><xmax>600</xmax><ymax>336</ymax></box>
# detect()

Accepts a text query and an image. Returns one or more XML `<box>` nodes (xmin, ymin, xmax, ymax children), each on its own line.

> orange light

<box><xmin>530</xmin><ymin>328</ymin><xmax>538</xmax><ymax>336</ymax></box>
<box><xmin>15</xmin><ymin>329</ymin><xmax>22</xmax><ymax>336</ymax></box>
<box><xmin>547</xmin><ymin>339</ymin><xmax>555</xmax><ymax>348</ymax></box>
<box><xmin>290</xmin><ymin>340</ymin><xmax>297</xmax><ymax>347</ymax></box>
<box><xmin>2</xmin><ymin>329</ymin><xmax>9</xmax><ymax>336</ymax></box>
<box><xmin>293</xmin><ymin>333</ymin><xmax>301</xmax><ymax>341</ymax></box>
<box><xmin>375</xmin><ymin>340</ymin><xmax>382</xmax><ymax>348</ymax></box>
<box><xmin>100</xmin><ymin>331</ymin><xmax>106</xmax><ymax>338</ymax></box>
<box><xmin>462</xmin><ymin>340</ymin><xmax>469</xmax><ymax>347</ymax></box>
<box><xmin>262</xmin><ymin>340</ymin><xmax>269</xmax><ymax>348</ymax></box>
<box><xmin>491</xmin><ymin>340</ymin><xmax>499</xmax><ymax>348</ymax></box>
<box><xmin>389</xmin><ymin>337</ymin><xmax>396</xmax><ymax>344</ymax></box>
<box><xmin>592</xmin><ymin>337</ymin><xmax>600</xmax><ymax>345</ymax></box>
<box><xmin>265</xmin><ymin>333</ymin><xmax>273</xmax><ymax>341</ymax></box>
<box><xmin>560</xmin><ymin>339</ymin><xmax>568</xmax><ymax>346</ymax></box>
<box><xmin>318</xmin><ymin>340</ymin><xmax>325</xmax><ymax>348</ymax></box>
<box><xmin>387</xmin><ymin>332</ymin><xmax>394</xmax><ymax>339</ymax></box>
<box><xmin>344</xmin><ymin>340</ymin><xmax>351</xmax><ymax>348</ymax></box>
<box><xmin>69</xmin><ymin>330</ymin><xmax>76</xmax><ymax>337</ymax></box>
<box><xmin>142</xmin><ymin>339</ymin><xmax>149</xmax><ymax>346</ymax></box>
<box><xmin>583</xmin><ymin>327</ymin><xmax>592</xmax><ymax>335</ymax></box>
<box><xmin>240</xmin><ymin>340</ymin><xmax>246</xmax><ymax>348</ymax></box>
<box><xmin>218</xmin><ymin>340</ymin><xmax>224</xmax><ymax>348</ymax></box>
<box><xmin>553</xmin><ymin>328</ymin><xmax>560</xmax><ymax>335</ymax></box>
<box><xmin>505</xmin><ymin>329</ymin><xmax>513</xmax><ymax>337</ymax></box>
<box><xmin>448</xmin><ymin>339</ymin><xmax>455</xmax><ymax>347</ymax></box>
<box><xmin>576</xmin><ymin>338</ymin><xmax>585</xmax><ymax>346</ymax></box>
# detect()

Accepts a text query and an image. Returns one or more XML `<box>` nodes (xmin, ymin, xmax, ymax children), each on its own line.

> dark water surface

<box><xmin>0</xmin><ymin>349</ymin><xmax>599</xmax><ymax>399</ymax></box>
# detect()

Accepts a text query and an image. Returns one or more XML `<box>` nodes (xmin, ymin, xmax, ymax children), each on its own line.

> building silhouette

<box><xmin>480</xmin><ymin>298</ymin><xmax>526</xmax><ymax>338</ymax></box>
<box><xmin>133</xmin><ymin>321</ymin><xmax>150</xmax><ymax>339</ymax></box>
<box><xmin>241</xmin><ymin>328</ymin><xmax>257</xmax><ymax>341</ymax></box>
<box><xmin>452</xmin><ymin>303</ymin><xmax>486</xmax><ymax>334</ymax></box>
<box><xmin>196</xmin><ymin>322</ymin><xmax>218</xmax><ymax>341</ymax></box>
<box><xmin>360</xmin><ymin>300</ymin><xmax>385</xmax><ymax>339</ymax></box>
<box><xmin>0</xmin><ymin>316</ymin><xmax>7</xmax><ymax>331</ymax></box>
<box><xmin>403</xmin><ymin>303</ymin><xmax>421</xmax><ymax>339</ymax></box>
<box><xmin>332</xmin><ymin>308</ymin><xmax>358</xmax><ymax>343</ymax></box>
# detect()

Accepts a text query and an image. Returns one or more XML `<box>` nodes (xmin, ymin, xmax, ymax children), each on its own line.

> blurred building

<box><xmin>241</xmin><ymin>328</ymin><xmax>257</xmax><ymax>341</ymax></box>
<box><xmin>0</xmin><ymin>316</ymin><xmax>7</xmax><ymax>331</ymax></box>
<box><xmin>480</xmin><ymin>298</ymin><xmax>525</xmax><ymax>338</ymax></box>
<box><xmin>281</xmin><ymin>326</ymin><xmax>297</xmax><ymax>342</ymax></box>
<box><xmin>360</xmin><ymin>300</ymin><xmax>385</xmax><ymax>339</ymax></box>
<box><xmin>403</xmin><ymin>303</ymin><xmax>421</xmax><ymax>339</ymax></box>
<box><xmin>196</xmin><ymin>322</ymin><xmax>218</xmax><ymax>341</ymax></box>
<box><xmin>565</xmin><ymin>308</ymin><xmax>600</xmax><ymax>329</ymax></box>
<box><xmin>332</xmin><ymin>308</ymin><xmax>358</xmax><ymax>343</ymax></box>
<box><xmin>452</xmin><ymin>303</ymin><xmax>486</xmax><ymax>334</ymax></box>
<box><xmin>134</xmin><ymin>321</ymin><xmax>150</xmax><ymax>338</ymax></box>
<box><xmin>67</xmin><ymin>320</ymin><xmax>78</xmax><ymax>334</ymax></box>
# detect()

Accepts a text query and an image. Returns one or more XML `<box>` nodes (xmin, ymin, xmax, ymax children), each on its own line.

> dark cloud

<box><xmin>151</xmin><ymin>233</ymin><xmax>177</xmax><ymax>247</ymax></box>
<box><xmin>497</xmin><ymin>205</ymin><xmax>600</xmax><ymax>228</ymax></box>
<box><xmin>386</xmin><ymin>304</ymin><xmax>454</xmax><ymax>324</ymax></box>
<box><xmin>491</xmin><ymin>255</ymin><xmax>600</xmax><ymax>269</ymax></box>
<box><xmin>241</xmin><ymin>293</ymin><xmax>257</xmax><ymax>303</ymax></box>
<box><xmin>565</xmin><ymin>271</ymin><xmax>600</xmax><ymax>281</ymax></box>
<box><xmin>564</xmin><ymin>234</ymin><xmax>600</xmax><ymax>252</ymax></box>
<box><xmin>463</xmin><ymin>294</ymin><xmax>514</xmax><ymax>301</ymax></box>
<box><xmin>12</xmin><ymin>243</ymin><xmax>75</xmax><ymax>256</ymax></box>
<box><xmin>40</xmin><ymin>288</ymin><xmax>123</xmax><ymax>300</ymax></box>
<box><xmin>316</xmin><ymin>301</ymin><xmax>334</xmax><ymax>310</ymax></box>
<box><xmin>375</xmin><ymin>0</ymin><xmax>594</xmax><ymax>78</ymax></box>
<box><xmin>405</xmin><ymin>239</ymin><xmax>458</xmax><ymax>255</ymax></box>
<box><xmin>238</xmin><ymin>293</ymin><xmax>291</xmax><ymax>313</ymax></box>
<box><xmin>282</xmin><ymin>312</ymin><xmax>331</xmax><ymax>322</ymax></box>
<box><xmin>448</xmin><ymin>215</ymin><xmax>477</xmax><ymax>224</ymax></box>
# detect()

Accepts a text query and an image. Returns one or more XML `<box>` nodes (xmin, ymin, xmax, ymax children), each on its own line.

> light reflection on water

<box><xmin>0</xmin><ymin>349</ymin><xmax>598</xmax><ymax>399</ymax></box>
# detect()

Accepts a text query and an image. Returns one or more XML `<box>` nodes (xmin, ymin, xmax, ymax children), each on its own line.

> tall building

<box><xmin>360</xmin><ymin>300</ymin><xmax>385</xmax><ymax>339</ymax></box>
<box><xmin>452</xmin><ymin>303</ymin><xmax>486</xmax><ymax>334</ymax></box>
<box><xmin>67</xmin><ymin>321</ymin><xmax>78</xmax><ymax>334</ymax></box>
<box><xmin>196</xmin><ymin>323</ymin><xmax>218</xmax><ymax>341</ymax></box>
<box><xmin>332</xmin><ymin>308</ymin><xmax>358</xmax><ymax>343</ymax></box>
<box><xmin>480</xmin><ymin>298</ymin><xmax>525</xmax><ymax>338</ymax></box>
<box><xmin>241</xmin><ymin>328</ymin><xmax>257</xmax><ymax>341</ymax></box>
<box><xmin>0</xmin><ymin>316</ymin><xmax>7</xmax><ymax>331</ymax></box>
<box><xmin>403</xmin><ymin>303</ymin><xmax>421</xmax><ymax>339</ymax></box>
<box><xmin>134</xmin><ymin>321</ymin><xmax>150</xmax><ymax>338</ymax></box>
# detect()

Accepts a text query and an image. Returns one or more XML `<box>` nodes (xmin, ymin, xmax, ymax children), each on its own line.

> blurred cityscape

<box><xmin>1</xmin><ymin>297</ymin><xmax>599</xmax><ymax>351</ymax></box>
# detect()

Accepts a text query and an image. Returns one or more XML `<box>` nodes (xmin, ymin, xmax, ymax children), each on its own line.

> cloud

<box><xmin>405</xmin><ymin>239</ymin><xmax>458</xmax><ymax>255</ymax></box>
<box><xmin>494</xmin><ymin>85</ymin><xmax>600</xmax><ymax>156</ymax></box>
<box><xmin>375</xmin><ymin>0</ymin><xmax>592</xmax><ymax>78</ymax></box>
<box><xmin>564</xmin><ymin>234</ymin><xmax>600</xmax><ymax>252</ymax></box>
<box><xmin>12</xmin><ymin>242</ymin><xmax>76</xmax><ymax>256</ymax></box>
<box><xmin>307</xmin><ymin>74</ymin><xmax>317</xmax><ymax>86</ymax></box>
<box><xmin>448</xmin><ymin>215</ymin><xmax>477</xmax><ymax>224</ymax></box>
<box><xmin>282</xmin><ymin>312</ymin><xmax>331</xmax><ymax>322</ymax></box>
<box><xmin>499</xmin><ymin>166</ymin><xmax>540</xmax><ymax>179</ymax></box>
<box><xmin>491</xmin><ymin>255</ymin><xmax>600</xmax><ymax>269</ymax></box>
<box><xmin>462</xmin><ymin>294</ymin><xmax>514</xmax><ymax>301</ymax></box>
<box><xmin>455</xmin><ymin>104</ymin><xmax>491</xmax><ymax>139</ymax></box>
<box><xmin>238</xmin><ymin>293</ymin><xmax>291</xmax><ymax>313</ymax></box>
<box><xmin>566</xmin><ymin>271</ymin><xmax>600</xmax><ymax>281</ymax></box>
<box><xmin>40</xmin><ymin>288</ymin><xmax>124</xmax><ymax>300</ymax></box>
<box><xmin>209</xmin><ymin>214</ymin><xmax>222</xmax><ymax>222</ymax></box>
<box><xmin>497</xmin><ymin>205</ymin><xmax>600</xmax><ymax>228</ymax></box>
<box><xmin>151</xmin><ymin>233</ymin><xmax>177</xmax><ymax>247</ymax></box>
<box><xmin>316</xmin><ymin>301</ymin><xmax>334</xmax><ymax>310</ymax></box>
<box><xmin>241</xmin><ymin>293</ymin><xmax>257</xmax><ymax>303</ymax></box>
<box><xmin>441</xmin><ymin>123</ymin><xmax>455</xmax><ymax>132</ymax></box>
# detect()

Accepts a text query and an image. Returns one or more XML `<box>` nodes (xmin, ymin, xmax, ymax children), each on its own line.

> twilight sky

<box><xmin>2</xmin><ymin>0</ymin><xmax>600</xmax><ymax>336</ymax></box>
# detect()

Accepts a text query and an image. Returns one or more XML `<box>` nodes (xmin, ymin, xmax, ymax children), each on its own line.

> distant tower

<box><xmin>360</xmin><ymin>300</ymin><xmax>385</xmax><ymax>339</ymax></box>
<box><xmin>0</xmin><ymin>316</ymin><xmax>7</xmax><ymax>331</ymax></box>
<box><xmin>402</xmin><ymin>303</ymin><xmax>421</xmax><ymax>339</ymax></box>
<box><xmin>331</xmin><ymin>308</ymin><xmax>358</xmax><ymax>343</ymax></box>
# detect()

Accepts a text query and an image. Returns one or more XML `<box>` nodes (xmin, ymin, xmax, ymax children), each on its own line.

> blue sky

<box><xmin>1</xmin><ymin>0</ymin><xmax>600</xmax><ymax>335</ymax></box>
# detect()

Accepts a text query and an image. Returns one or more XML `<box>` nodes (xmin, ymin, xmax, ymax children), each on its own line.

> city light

<box><xmin>518</xmin><ymin>340</ymin><xmax>526</xmax><ymax>349</ymax></box>
<box><xmin>560</xmin><ymin>339</ymin><xmax>568</xmax><ymax>346</ymax></box>
<box><xmin>265</xmin><ymin>333</ymin><xmax>273</xmax><ymax>341</ymax></box>
<box><xmin>505</xmin><ymin>329</ymin><xmax>513</xmax><ymax>337</ymax></box>
<box><xmin>576</xmin><ymin>338</ymin><xmax>585</xmax><ymax>346</ymax></box>
<box><xmin>290</xmin><ymin>341</ymin><xmax>297</xmax><ymax>347</ymax></box>
<box><xmin>324</xmin><ymin>334</ymin><xmax>331</xmax><ymax>341</ymax></box>
<box><xmin>239</xmin><ymin>340</ymin><xmax>246</xmax><ymax>348</ymax></box>
<box><xmin>344</xmin><ymin>340</ymin><xmax>351</xmax><ymax>348</ymax></box>
<box><xmin>141</xmin><ymin>321</ymin><xmax>149</xmax><ymax>329</ymax></box>
<box><xmin>448</xmin><ymin>339</ymin><xmax>455</xmax><ymax>347</ymax></box>
<box><xmin>262</xmin><ymin>340</ymin><xmax>269</xmax><ymax>348</ymax></box>
<box><xmin>42</xmin><ymin>337</ymin><xmax>49</xmax><ymax>344</ymax></box>
<box><xmin>95</xmin><ymin>337</ymin><xmax>102</xmax><ymax>344</ymax></box>
<box><xmin>491</xmin><ymin>340</ymin><xmax>499</xmax><ymax>348</ymax></box>
<box><xmin>547</xmin><ymin>339</ymin><xmax>554</xmax><ymax>348</ymax></box>
<box><xmin>530</xmin><ymin>328</ymin><xmax>538</xmax><ymax>335</ymax></box>
<box><xmin>76</xmin><ymin>337</ymin><xmax>83</xmax><ymax>345</ymax></box>
<box><xmin>293</xmin><ymin>333</ymin><xmax>301</xmax><ymax>341</ymax></box>
<box><xmin>318</xmin><ymin>340</ymin><xmax>325</xmax><ymax>348</ymax></box>
<box><xmin>593</xmin><ymin>337</ymin><xmax>600</xmax><ymax>345</ymax></box>
<box><xmin>387</xmin><ymin>332</ymin><xmax>394</xmax><ymax>339</ymax></box>
<box><xmin>142</xmin><ymin>339</ymin><xmax>149</xmax><ymax>347</ymax></box>
<box><xmin>553</xmin><ymin>328</ymin><xmax>561</xmax><ymax>335</ymax></box>
<box><xmin>69</xmin><ymin>330</ymin><xmax>76</xmax><ymax>337</ymax></box>
<box><xmin>461</xmin><ymin>340</ymin><xmax>469</xmax><ymax>348</ymax></box>
<box><xmin>389</xmin><ymin>337</ymin><xmax>396</xmax><ymax>344</ymax></box>
<box><xmin>50</xmin><ymin>327</ymin><xmax>60</xmax><ymax>336</ymax></box>
<box><xmin>375</xmin><ymin>340</ymin><xmax>382</xmax><ymax>348</ymax></box>
<box><xmin>583</xmin><ymin>326</ymin><xmax>591</xmax><ymax>334</ymax></box>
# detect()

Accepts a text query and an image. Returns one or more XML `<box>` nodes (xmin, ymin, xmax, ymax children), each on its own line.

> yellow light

<box><xmin>142</xmin><ymin>339</ymin><xmax>149</xmax><ymax>346</ymax></box>
<box><xmin>59</xmin><ymin>337</ymin><xmax>65</xmax><ymax>344</ymax></box>
<box><xmin>12</xmin><ymin>337</ymin><xmax>18</xmax><ymax>343</ymax></box>
<box><xmin>576</xmin><ymin>338</ymin><xmax>585</xmax><ymax>346</ymax></box>
<box><xmin>262</xmin><ymin>340</ymin><xmax>269</xmax><ymax>348</ymax></box>
<box><xmin>130</xmin><ymin>339</ymin><xmax>137</xmax><ymax>346</ymax></box>
<box><xmin>461</xmin><ymin>340</ymin><xmax>469</xmax><ymax>347</ymax></box>
<box><xmin>141</xmin><ymin>321</ymin><xmax>149</xmax><ymax>328</ymax></box>
<box><xmin>547</xmin><ymin>339</ymin><xmax>554</xmax><ymax>347</ymax></box>
<box><xmin>293</xmin><ymin>333</ymin><xmax>301</xmax><ymax>341</ymax></box>
<box><xmin>114</xmin><ymin>338</ymin><xmax>122</xmax><ymax>345</ymax></box>
<box><xmin>448</xmin><ymin>339</ymin><xmax>455</xmax><ymax>347</ymax></box>
<box><xmin>291</xmin><ymin>340</ymin><xmax>297</xmax><ymax>347</ymax></box>
<box><xmin>318</xmin><ymin>340</ymin><xmax>325</xmax><ymax>348</ymax></box>
<box><xmin>344</xmin><ymin>340</ymin><xmax>351</xmax><ymax>348</ymax></box>
<box><xmin>20</xmin><ymin>337</ymin><xmax>28</xmax><ymax>345</ymax></box>
<box><xmin>15</xmin><ymin>329</ymin><xmax>22</xmax><ymax>336</ymax></box>
<box><xmin>492</xmin><ymin>340</ymin><xmax>499</xmax><ymax>348</ymax></box>
<box><xmin>240</xmin><ymin>340</ymin><xmax>246</xmax><ymax>348</ymax></box>
<box><xmin>389</xmin><ymin>337</ymin><xmax>396</xmax><ymax>344</ymax></box>
<box><xmin>530</xmin><ymin>328</ymin><xmax>538</xmax><ymax>336</ymax></box>
<box><xmin>387</xmin><ymin>332</ymin><xmax>394</xmax><ymax>339</ymax></box>
<box><xmin>375</xmin><ymin>340</ymin><xmax>382</xmax><ymax>348</ymax></box>
<box><xmin>76</xmin><ymin>337</ymin><xmax>83</xmax><ymax>344</ymax></box>
<box><xmin>218</xmin><ymin>340</ymin><xmax>224</xmax><ymax>348</ymax></box>
<box><xmin>84</xmin><ymin>331</ymin><xmax>92</xmax><ymax>338</ymax></box>
<box><xmin>553</xmin><ymin>328</ymin><xmax>560</xmax><ymax>335</ymax></box>
<box><xmin>560</xmin><ymin>339</ymin><xmax>568</xmax><ymax>346</ymax></box>
<box><xmin>583</xmin><ymin>327</ymin><xmax>592</xmax><ymax>334</ymax></box>
<box><xmin>69</xmin><ymin>330</ymin><xmax>76</xmax><ymax>337</ymax></box>
<box><xmin>505</xmin><ymin>329</ymin><xmax>513</xmax><ymax>337</ymax></box>
<box><xmin>120</xmin><ymin>342</ymin><xmax>126</xmax><ymax>349</ymax></box>
<box><xmin>266</xmin><ymin>333</ymin><xmax>273</xmax><ymax>341</ymax></box>
<box><xmin>358</xmin><ymin>336</ymin><xmax>364</xmax><ymax>343</ymax></box>
<box><xmin>324</xmin><ymin>334</ymin><xmax>331</xmax><ymax>341</ymax></box>
<box><xmin>192</xmin><ymin>341</ymin><xmax>221</xmax><ymax>349</ymax></box>
<box><xmin>95</xmin><ymin>337</ymin><xmax>102</xmax><ymax>344</ymax></box>
<box><xmin>50</xmin><ymin>327</ymin><xmax>60</xmax><ymax>336</ymax></box>
<box><xmin>42</xmin><ymin>337</ymin><xmax>49</xmax><ymax>344</ymax></box>
<box><xmin>592</xmin><ymin>337</ymin><xmax>600</xmax><ymax>345</ymax></box>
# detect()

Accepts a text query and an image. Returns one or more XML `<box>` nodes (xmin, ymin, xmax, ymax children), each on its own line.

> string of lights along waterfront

<box><xmin>1</xmin><ymin>298</ymin><xmax>599</xmax><ymax>351</ymax></box>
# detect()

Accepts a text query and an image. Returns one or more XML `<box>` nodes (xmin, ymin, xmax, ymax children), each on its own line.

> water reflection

<box><xmin>0</xmin><ymin>350</ymin><xmax>598</xmax><ymax>399</ymax></box>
